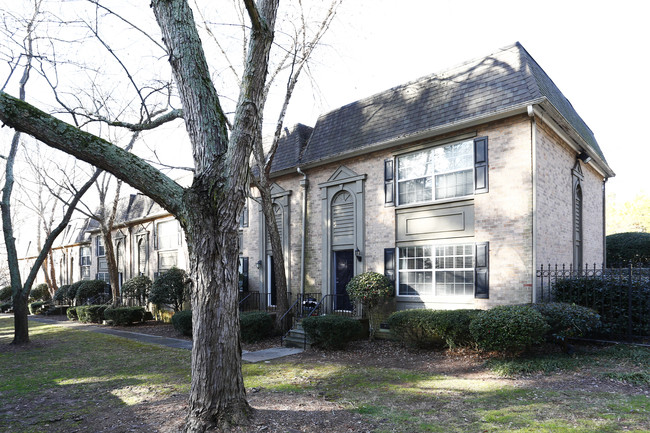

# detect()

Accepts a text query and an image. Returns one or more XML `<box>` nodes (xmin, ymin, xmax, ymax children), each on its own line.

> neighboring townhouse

<box><xmin>20</xmin><ymin>193</ymin><xmax>187</xmax><ymax>294</ymax></box>
<box><xmin>239</xmin><ymin>42</ymin><xmax>614</xmax><ymax>312</ymax></box>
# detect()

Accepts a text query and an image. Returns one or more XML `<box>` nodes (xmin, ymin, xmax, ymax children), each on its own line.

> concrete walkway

<box><xmin>24</xmin><ymin>315</ymin><xmax>303</xmax><ymax>362</ymax></box>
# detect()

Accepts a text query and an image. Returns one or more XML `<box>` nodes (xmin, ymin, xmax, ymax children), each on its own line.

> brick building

<box><xmin>240</xmin><ymin>42</ymin><xmax>614</xmax><ymax>311</ymax></box>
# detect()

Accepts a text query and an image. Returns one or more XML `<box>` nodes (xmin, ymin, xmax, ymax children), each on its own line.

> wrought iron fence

<box><xmin>537</xmin><ymin>263</ymin><xmax>650</xmax><ymax>341</ymax></box>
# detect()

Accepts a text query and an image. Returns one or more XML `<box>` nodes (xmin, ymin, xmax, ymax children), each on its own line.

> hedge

<box><xmin>172</xmin><ymin>310</ymin><xmax>192</xmax><ymax>336</ymax></box>
<box><xmin>0</xmin><ymin>286</ymin><xmax>12</xmax><ymax>302</ymax></box>
<box><xmin>240</xmin><ymin>311</ymin><xmax>274</xmax><ymax>343</ymax></box>
<box><xmin>606</xmin><ymin>232</ymin><xmax>650</xmax><ymax>267</ymax></box>
<box><xmin>67</xmin><ymin>306</ymin><xmax>78</xmax><ymax>320</ymax></box>
<box><xmin>30</xmin><ymin>284</ymin><xmax>51</xmax><ymax>301</ymax></box>
<box><xmin>76</xmin><ymin>305</ymin><xmax>108</xmax><ymax>323</ymax></box>
<box><xmin>75</xmin><ymin>280</ymin><xmax>107</xmax><ymax>305</ymax></box>
<box><xmin>104</xmin><ymin>306</ymin><xmax>146</xmax><ymax>326</ymax></box>
<box><xmin>530</xmin><ymin>302</ymin><xmax>600</xmax><ymax>341</ymax></box>
<box><xmin>387</xmin><ymin>309</ymin><xmax>480</xmax><ymax>349</ymax></box>
<box><xmin>28</xmin><ymin>301</ymin><xmax>51</xmax><ymax>315</ymax></box>
<box><xmin>469</xmin><ymin>305</ymin><xmax>549</xmax><ymax>354</ymax></box>
<box><xmin>301</xmin><ymin>315</ymin><xmax>362</xmax><ymax>350</ymax></box>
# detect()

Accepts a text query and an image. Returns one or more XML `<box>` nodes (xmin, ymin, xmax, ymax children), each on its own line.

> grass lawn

<box><xmin>0</xmin><ymin>317</ymin><xmax>649</xmax><ymax>432</ymax></box>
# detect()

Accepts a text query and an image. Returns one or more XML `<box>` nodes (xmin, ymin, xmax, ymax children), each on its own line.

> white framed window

<box><xmin>80</xmin><ymin>246</ymin><xmax>91</xmax><ymax>280</ymax></box>
<box><xmin>95</xmin><ymin>236</ymin><xmax>105</xmax><ymax>257</ymax></box>
<box><xmin>157</xmin><ymin>220</ymin><xmax>178</xmax><ymax>250</ymax></box>
<box><xmin>158</xmin><ymin>251</ymin><xmax>178</xmax><ymax>271</ymax></box>
<box><xmin>397</xmin><ymin>243</ymin><xmax>475</xmax><ymax>297</ymax></box>
<box><xmin>397</xmin><ymin>140</ymin><xmax>474</xmax><ymax>205</ymax></box>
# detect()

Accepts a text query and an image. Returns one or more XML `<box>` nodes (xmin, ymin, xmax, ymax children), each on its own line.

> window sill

<box><xmin>395</xmin><ymin>195</ymin><xmax>474</xmax><ymax>211</ymax></box>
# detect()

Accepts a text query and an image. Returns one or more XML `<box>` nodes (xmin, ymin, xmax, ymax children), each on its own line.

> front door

<box><xmin>334</xmin><ymin>250</ymin><xmax>354</xmax><ymax>311</ymax></box>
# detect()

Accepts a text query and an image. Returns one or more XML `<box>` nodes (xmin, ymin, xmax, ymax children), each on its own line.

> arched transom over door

<box><xmin>319</xmin><ymin>166</ymin><xmax>366</xmax><ymax>299</ymax></box>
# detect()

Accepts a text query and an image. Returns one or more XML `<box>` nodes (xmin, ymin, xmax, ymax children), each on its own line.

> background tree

<box><xmin>607</xmin><ymin>192</ymin><xmax>650</xmax><ymax>234</ymax></box>
<box><xmin>149</xmin><ymin>267</ymin><xmax>188</xmax><ymax>312</ymax></box>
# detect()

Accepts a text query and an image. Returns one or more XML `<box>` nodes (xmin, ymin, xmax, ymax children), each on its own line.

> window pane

<box><xmin>433</xmin><ymin>141</ymin><xmax>473</xmax><ymax>173</ymax></box>
<box><xmin>398</xmin><ymin>247</ymin><xmax>433</xmax><ymax>296</ymax></box>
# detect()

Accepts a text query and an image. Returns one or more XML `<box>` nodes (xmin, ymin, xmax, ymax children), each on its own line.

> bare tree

<box><xmin>0</xmin><ymin>1</ymin><xmax>280</xmax><ymax>431</ymax></box>
<box><xmin>250</xmin><ymin>0</ymin><xmax>341</xmax><ymax>328</ymax></box>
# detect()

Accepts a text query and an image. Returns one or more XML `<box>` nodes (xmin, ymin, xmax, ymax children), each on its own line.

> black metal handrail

<box><xmin>304</xmin><ymin>293</ymin><xmax>359</xmax><ymax>318</ymax></box>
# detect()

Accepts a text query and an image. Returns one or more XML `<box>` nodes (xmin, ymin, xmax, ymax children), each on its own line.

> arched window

<box><xmin>573</xmin><ymin>183</ymin><xmax>583</xmax><ymax>271</ymax></box>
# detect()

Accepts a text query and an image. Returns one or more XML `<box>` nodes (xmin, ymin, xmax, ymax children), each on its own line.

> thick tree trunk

<box><xmin>258</xmin><ymin>182</ymin><xmax>290</xmax><ymax>329</ymax></box>
<box><xmin>48</xmin><ymin>249</ymin><xmax>58</xmax><ymax>294</ymax></box>
<box><xmin>12</xmin><ymin>291</ymin><xmax>30</xmax><ymax>344</ymax></box>
<box><xmin>183</xmin><ymin>191</ymin><xmax>250</xmax><ymax>432</ymax></box>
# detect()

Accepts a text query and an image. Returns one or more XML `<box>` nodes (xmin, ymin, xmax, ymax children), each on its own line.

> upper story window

<box><xmin>157</xmin><ymin>220</ymin><xmax>178</xmax><ymax>250</ymax></box>
<box><xmin>95</xmin><ymin>236</ymin><xmax>105</xmax><ymax>257</ymax></box>
<box><xmin>80</xmin><ymin>246</ymin><xmax>91</xmax><ymax>279</ymax></box>
<box><xmin>397</xmin><ymin>139</ymin><xmax>474</xmax><ymax>205</ymax></box>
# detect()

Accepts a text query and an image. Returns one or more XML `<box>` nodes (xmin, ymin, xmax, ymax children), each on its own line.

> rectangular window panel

<box><xmin>398</xmin><ymin>246</ymin><xmax>433</xmax><ymax>296</ymax></box>
<box><xmin>158</xmin><ymin>251</ymin><xmax>178</xmax><ymax>271</ymax></box>
<box><xmin>397</xmin><ymin>139</ymin><xmax>474</xmax><ymax>204</ymax></box>
<box><xmin>157</xmin><ymin>220</ymin><xmax>178</xmax><ymax>250</ymax></box>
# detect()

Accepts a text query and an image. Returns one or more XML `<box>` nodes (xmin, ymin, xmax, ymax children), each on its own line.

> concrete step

<box><xmin>283</xmin><ymin>322</ymin><xmax>312</xmax><ymax>349</ymax></box>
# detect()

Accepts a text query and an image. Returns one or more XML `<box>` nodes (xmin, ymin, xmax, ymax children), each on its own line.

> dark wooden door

<box><xmin>334</xmin><ymin>250</ymin><xmax>354</xmax><ymax>311</ymax></box>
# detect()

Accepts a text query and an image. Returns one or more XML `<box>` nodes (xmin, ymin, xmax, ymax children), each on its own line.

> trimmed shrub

<box><xmin>0</xmin><ymin>302</ymin><xmax>11</xmax><ymax>313</ymax></box>
<box><xmin>29</xmin><ymin>301</ymin><xmax>51</xmax><ymax>315</ymax></box>
<box><xmin>30</xmin><ymin>283</ymin><xmax>51</xmax><ymax>301</ymax></box>
<box><xmin>240</xmin><ymin>311</ymin><xmax>273</xmax><ymax>343</ymax></box>
<box><xmin>53</xmin><ymin>285</ymin><xmax>72</xmax><ymax>304</ymax></box>
<box><xmin>302</xmin><ymin>315</ymin><xmax>363</xmax><ymax>350</ymax></box>
<box><xmin>67</xmin><ymin>281</ymin><xmax>85</xmax><ymax>304</ymax></box>
<box><xmin>470</xmin><ymin>305</ymin><xmax>549</xmax><ymax>354</ymax></box>
<box><xmin>76</xmin><ymin>305</ymin><xmax>108</xmax><ymax>323</ymax></box>
<box><xmin>172</xmin><ymin>310</ymin><xmax>192</xmax><ymax>336</ymax></box>
<box><xmin>122</xmin><ymin>275</ymin><xmax>152</xmax><ymax>306</ymax></box>
<box><xmin>104</xmin><ymin>306</ymin><xmax>145</xmax><ymax>326</ymax></box>
<box><xmin>149</xmin><ymin>268</ymin><xmax>188</xmax><ymax>312</ymax></box>
<box><xmin>0</xmin><ymin>285</ymin><xmax>12</xmax><ymax>302</ymax></box>
<box><xmin>387</xmin><ymin>309</ymin><xmax>480</xmax><ymax>349</ymax></box>
<box><xmin>531</xmin><ymin>302</ymin><xmax>601</xmax><ymax>340</ymax></box>
<box><xmin>346</xmin><ymin>272</ymin><xmax>393</xmax><ymax>340</ymax></box>
<box><xmin>67</xmin><ymin>306</ymin><xmax>78</xmax><ymax>320</ymax></box>
<box><xmin>606</xmin><ymin>232</ymin><xmax>650</xmax><ymax>267</ymax></box>
<box><xmin>75</xmin><ymin>280</ymin><xmax>107</xmax><ymax>305</ymax></box>
<box><xmin>552</xmin><ymin>277</ymin><xmax>650</xmax><ymax>336</ymax></box>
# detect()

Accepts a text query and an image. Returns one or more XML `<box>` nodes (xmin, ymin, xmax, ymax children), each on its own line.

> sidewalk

<box><xmin>25</xmin><ymin>315</ymin><xmax>303</xmax><ymax>362</ymax></box>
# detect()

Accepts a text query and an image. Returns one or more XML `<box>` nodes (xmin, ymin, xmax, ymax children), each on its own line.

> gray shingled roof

<box><xmin>85</xmin><ymin>193</ymin><xmax>167</xmax><ymax>232</ymax></box>
<box><xmin>270</xmin><ymin>123</ymin><xmax>313</xmax><ymax>173</ymax></box>
<box><xmin>287</xmin><ymin>42</ymin><xmax>608</xmax><ymax>172</ymax></box>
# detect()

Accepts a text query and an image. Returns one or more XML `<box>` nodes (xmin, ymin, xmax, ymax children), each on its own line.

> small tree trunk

<box><xmin>12</xmin><ymin>290</ymin><xmax>30</xmax><ymax>345</ymax></box>
<box><xmin>102</xmin><ymin>227</ymin><xmax>120</xmax><ymax>306</ymax></box>
<box><xmin>48</xmin><ymin>249</ymin><xmax>58</xmax><ymax>294</ymax></box>
<box><xmin>257</xmin><ymin>183</ymin><xmax>290</xmax><ymax>330</ymax></box>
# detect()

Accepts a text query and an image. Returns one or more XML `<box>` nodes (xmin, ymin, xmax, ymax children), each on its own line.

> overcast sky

<box><xmin>279</xmin><ymin>0</ymin><xmax>649</xmax><ymax>201</ymax></box>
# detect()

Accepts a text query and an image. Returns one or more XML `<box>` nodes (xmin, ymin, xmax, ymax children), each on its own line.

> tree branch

<box><xmin>243</xmin><ymin>0</ymin><xmax>267</xmax><ymax>33</ymax></box>
<box><xmin>0</xmin><ymin>91</ymin><xmax>185</xmax><ymax>217</ymax></box>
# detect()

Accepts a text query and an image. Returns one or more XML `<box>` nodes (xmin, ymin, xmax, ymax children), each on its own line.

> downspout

<box><xmin>602</xmin><ymin>178</ymin><xmax>608</xmax><ymax>267</ymax></box>
<box><xmin>528</xmin><ymin>105</ymin><xmax>538</xmax><ymax>303</ymax></box>
<box><xmin>297</xmin><ymin>167</ymin><xmax>308</xmax><ymax>299</ymax></box>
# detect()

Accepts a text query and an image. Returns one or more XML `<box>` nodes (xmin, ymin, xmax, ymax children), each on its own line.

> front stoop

<box><xmin>283</xmin><ymin>321</ymin><xmax>312</xmax><ymax>349</ymax></box>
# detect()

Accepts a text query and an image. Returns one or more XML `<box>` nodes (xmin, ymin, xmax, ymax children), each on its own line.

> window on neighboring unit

<box><xmin>157</xmin><ymin>220</ymin><xmax>178</xmax><ymax>250</ymax></box>
<box><xmin>95</xmin><ymin>236</ymin><xmax>105</xmax><ymax>257</ymax></box>
<box><xmin>397</xmin><ymin>244</ymin><xmax>475</xmax><ymax>297</ymax></box>
<box><xmin>97</xmin><ymin>256</ymin><xmax>109</xmax><ymax>282</ymax></box>
<box><xmin>396</xmin><ymin>140</ymin><xmax>474</xmax><ymax>205</ymax></box>
<box><xmin>158</xmin><ymin>251</ymin><xmax>178</xmax><ymax>271</ymax></box>
<box><xmin>80</xmin><ymin>246</ymin><xmax>91</xmax><ymax>280</ymax></box>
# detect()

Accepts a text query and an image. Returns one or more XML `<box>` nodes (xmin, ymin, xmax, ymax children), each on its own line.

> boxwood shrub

<box><xmin>531</xmin><ymin>302</ymin><xmax>600</xmax><ymax>340</ymax></box>
<box><xmin>0</xmin><ymin>285</ymin><xmax>12</xmax><ymax>302</ymax></box>
<box><xmin>240</xmin><ymin>311</ymin><xmax>274</xmax><ymax>343</ymax></box>
<box><xmin>104</xmin><ymin>306</ymin><xmax>145</xmax><ymax>326</ymax></box>
<box><xmin>75</xmin><ymin>280</ymin><xmax>107</xmax><ymax>305</ymax></box>
<box><xmin>301</xmin><ymin>315</ymin><xmax>362</xmax><ymax>350</ymax></box>
<box><xmin>66</xmin><ymin>306</ymin><xmax>78</xmax><ymax>320</ymax></box>
<box><xmin>469</xmin><ymin>305</ymin><xmax>549</xmax><ymax>354</ymax></box>
<box><xmin>387</xmin><ymin>309</ymin><xmax>480</xmax><ymax>349</ymax></box>
<box><xmin>172</xmin><ymin>310</ymin><xmax>192</xmax><ymax>336</ymax></box>
<box><xmin>30</xmin><ymin>284</ymin><xmax>51</xmax><ymax>301</ymax></box>
<box><xmin>0</xmin><ymin>302</ymin><xmax>11</xmax><ymax>313</ymax></box>
<box><xmin>76</xmin><ymin>305</ymin><xmax>108</xmax><ymax>323</ymax></box>
<box><xmin>28</xmin><ymin>301</ymin><xmax>51</xmax><ymax>315</ymax></box>
<box><xmin>53</xmin><ymin>285</ymin><xmax>72</xmax><ymax>305</ymax></box>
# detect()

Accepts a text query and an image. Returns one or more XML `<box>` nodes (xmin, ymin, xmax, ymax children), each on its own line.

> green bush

<box><xmin>606</xmin><ymin>232</ymin><xmax>650</xmax><ymax>267</ymax></box>
<box><xmin>76</xmin><ymin>305</ymin><xmax>108</xmax><ymax>323</ymax></box>
<box><xmin>172</xmin><ymin>310</ymin><xmax>192</xmax><ymax>336</ymax></box>
<box><xmin>122</xmin><ymin>275</ymin><xmax>152</xmax><ymax>306</ymax></box>
<box><xmin>53</xmin><ymin>285</ymin><xmax>72</xmax><ymax>304</ymax></box>
<box><xmin>104</xmin><ymin>306</ymin><xmax>145</xmax><ymax>326</ymax></box>
<box><xmin>149</xmin><ymin>268</ymin><xmax>188</xmax><ymax>312</ymax></box>
<box><xmin>67</xmin><ymin>281</ymin><xmax>84</xmax><ymax>303</ymax></box>
<box><xmin>387</xmin><ymin>309</ymin><xmax>480</xmax><ymax>349</ymax></box>
<box><xmin>346</xmin><ymin>272</ymin><xmax>393</xmax><ymax>340</ymax></box>
<box><xmin>552</xmin><ymin>277</ymin><xmax>650</xmax><ymax>336</ymax></box>
<box><xmin>240</xmin><ymin>311</ymin><xmax>274</xmax><ymax>343</ymax></box>
<box><xmin>0</xmin><ymin>302</ymin><xmax>11</xmax><ymax>313</ymax></box>
<box><xmin>469</xmin><ymin>305</ymin><xmax>549</xmax><ymax>354</ymax></box>
<box><xmin>75</xmin><ymin>280</ymin><xmax>107</xmax><ymax>305</ymax></box>
<box><xmin>30</xmin><ymin>283</ymin><xmax>51</xmax><ymax>301</ymax></box>
<box><xmin>66</xmin><ymin>306</ymin><xmax>78</xmax><ymax>320</ymax></box>
<box><xmin>28</xmin><ymin>301</ymin><xmax>51</xmax><ymax>315</ymax></box>
<box><xmin>0</xmin><ymin>285</ymin><xmax>12</xmax><ymax>302</ymax></box>
<box><xmin>302</xmin><ymin>315</ymin><xmax>362</xmax><ymax>350</ymax></box>
<box><xmin>531</xmin><ymin>302</ymin><xmax>601</xmax><ymax>340</ymax></box>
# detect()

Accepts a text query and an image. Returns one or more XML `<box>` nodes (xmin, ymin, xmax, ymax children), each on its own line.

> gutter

<box><xmin>528</xmin><ymin>105</ymin><xmax>538</xmax><ymax>303</ymax></box>
<box><xmin>297</xmin><ymin>167</ymin><xmax>308</xmax><ymax>299</ymax></box>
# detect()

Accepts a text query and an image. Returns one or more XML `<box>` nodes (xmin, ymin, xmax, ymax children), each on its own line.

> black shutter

<box><xmin>241</xmin><ymin>257</ymin><xmax>249</xmax><ymax>292</ymax></box>
<box><xmin>384</xmin><ymin>159</ymin><xmax>395</xmax><ymax>206</ymax></box>
<box><xmin>384</xmin><ymin>248</ymin><xmax>395</xmax><ymax>285</ymax></box>
<box><xmin>474</xmin><ymin>136</ymin><xmax>488</xmax><ymax>194</ymax></box>
<box><xmin>475</xmin><ymin>242</ymin><xmax>489</xmax><ymax>299</ymax></box>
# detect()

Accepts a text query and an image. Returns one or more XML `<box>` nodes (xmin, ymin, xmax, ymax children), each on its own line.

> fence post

<box><xmin>627</xmin><ymin>263</ymin><xmax>633</xmax><ymax>342</ymax></box>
